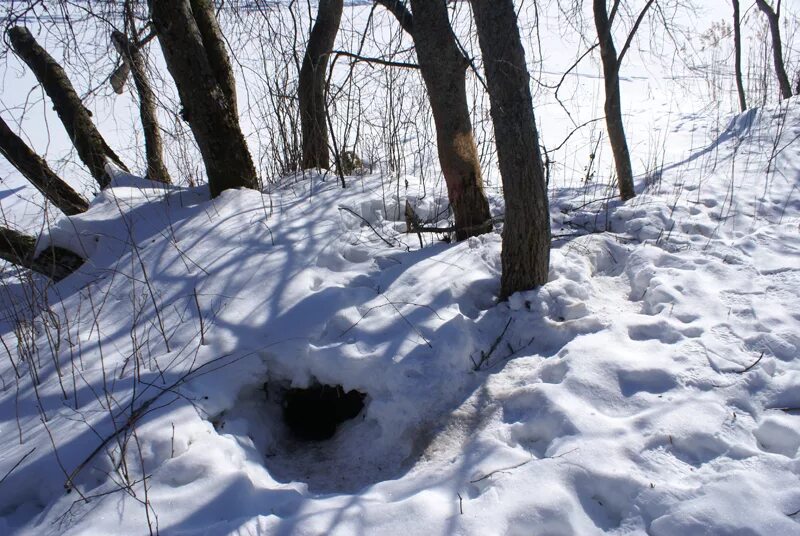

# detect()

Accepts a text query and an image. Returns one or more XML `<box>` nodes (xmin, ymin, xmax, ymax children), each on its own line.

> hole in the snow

<box><xmin>282</xmin><ymin>383</ymin><xmax>366</xmax><ymax>441</ymax></box>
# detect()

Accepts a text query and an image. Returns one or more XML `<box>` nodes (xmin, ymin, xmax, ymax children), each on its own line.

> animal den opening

<box><xmin>214</xmin><ymin>378</ymin><xmax>391</xmax><ymax>492</ymax></box>
<box><xmin>282</xmin><ymin>383</ymin><xmax>366</xmax><ymax>441</ymax></box>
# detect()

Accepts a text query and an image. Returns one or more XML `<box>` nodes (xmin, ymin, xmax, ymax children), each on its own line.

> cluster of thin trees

<box><xmin>0</xmin><ymin>0</ymin><xmax>796</xmax><ymax>299</ymax></box>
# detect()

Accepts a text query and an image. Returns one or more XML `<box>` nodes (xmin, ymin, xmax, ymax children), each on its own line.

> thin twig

<box><xmin>338</xmin><ymin>206</ymin><xmax>397</xmax><ymax>247</ymax></box>
<box><xmin>0</xmin><ymin>447</ymin><xmax>35</xmax><ymax>486</ymax></box>
<box><xmin>736</xmin><ymin>351</ymin><xmax>764</xmax><ymax>373</ymax></box>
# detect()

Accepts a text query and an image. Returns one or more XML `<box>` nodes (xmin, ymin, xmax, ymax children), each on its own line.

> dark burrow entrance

<box><xmin>282</xmin><ymin>383</ymin><xmax>366</xmax><ymax>440</ymax></box>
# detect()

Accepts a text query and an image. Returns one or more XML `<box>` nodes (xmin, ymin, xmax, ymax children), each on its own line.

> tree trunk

<box><xmin>0</xmin><ymin>226</ymin><xmax>83</xmax><ymax>281</ymax></box>
<box><xmin>112</xmin><ymin>31</ymin><xmax>172</xmax><ymax>184</ymax></box>
<box><xmin>407</xmin><ymin>0</ymin><xmax>491</xmax><ymax>241</ymax></box>
<box><xmin>0</xmin><ymin>115</ymin><xmax>89</xmax><ymax>216</ymax></box>
<box><xmin>593</xmin><ymin>0</ymin><xmax>635</xmax><ymax>201</ymax></box>
<box><xmin>149</xmin><ymin>0</ymin><xmax>258</xmax><ymax>197</ymax></box>
<box><xmin>471</xmin><ymin>0</ymin><xmax>551</xmax><ymax>298</ymax></box>
<box><xmin>189</xmin><ymin>0</ymin><xmax>238</xmax><ymax>115</ymax></box>
<box><xmin>8</xmin><ymin>27</ymin><xmax>129</xmax><ymax>189</ymax></box>
<box><xmin>755</xmin><ymin>0</ymin><xmax>793</xmax><ymax>100</ymax></box>
<box><xmin>732</xmin><ymin>0</ymin><xmax>747</xmax><ymax>112</ymax></box>
<box><xmin>299</xmin><ymin>0</ymin><xmax>344</xmax><ymax>170</ymax></box>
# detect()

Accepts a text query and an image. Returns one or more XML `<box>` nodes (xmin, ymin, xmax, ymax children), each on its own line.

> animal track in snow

<box><xmin>618</xmin><ymin>369</ymin><xmax>677</xmax><ymax>396</ymax></box>
<box><xmin>628</xmin><ymin>320</ymin><xmax>684</xmax><ymax>344</ymax></box>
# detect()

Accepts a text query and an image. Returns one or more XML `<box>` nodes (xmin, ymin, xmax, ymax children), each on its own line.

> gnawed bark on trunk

<box><xmin>0</xmin><ymin>115</ymin><xmax>89</xmax><ymax>216</ymax></box>
<box><xmin>299</xmin><ymin>0</ymin><xmax>344</xmax><ymax>170</ymax></box>
<box><xmin>149</xmin><ymin>0</ymin><xmax>258</xmax><ymax>197</ymax></box>
<box><xmin>0</xmin><ymin>226</ymin><xmax>83</xmax><ymax>281</ymax></box>
<box><xmin>111</xmin><ymin>31</ymin><xmax>172</xmax><ymax>184</ymax></box>
<box><xmin>755</xmin><ymin>0</ymin><xmax>793</xmax><ymax>100</ymax></box>
<box><xmin>402</xmin><ymin>0</ymin><xmax>491</xmax><ymax>241</ymax></box>
<box><xmin>732</xmin><ymin>0</ymin><xmax>747</xmax><ymax>112</ymax></box>
<box><xmin>593</xmin><ymin>0</ymin><xmax>635</xmax><ymax>201</ymax></box>
<box><xmin>471</xmin><ymin>0</ymin><xmax>551</xmax><ymax>298</ymax></box>
<box><xmin>8</xmin><ymin>26</ymin><xmax>128</xmax><ymax>189</ymax></box>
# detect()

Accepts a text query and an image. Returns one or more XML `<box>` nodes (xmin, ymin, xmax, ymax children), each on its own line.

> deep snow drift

<box><xmin>0</xmin><ymin>97</ymin><xmax>798</xmax><ymax>534</ymax></box>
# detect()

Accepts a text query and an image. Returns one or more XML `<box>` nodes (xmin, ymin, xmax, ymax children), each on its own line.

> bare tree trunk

<box><xmin>8</xmin><ymin>26</ymin><xmax>129</xmax><ymax>189</ymax></box>
<box><xmin>732</xmin><ymin>0</ymin><xmax>748</xmax><ymax>112</ymax></box>
<box><xmin>0</xmin><ymin>116</ymin><xmax>89</xmax><ymax>216</ymax></box>
<box><xmin>189</xmin><ymin>0</ymin><xmax>238</xmax><ymax>115</ymax></box>
<box><xmin>0</xmin><ymin>226</ymin><xmax>83</xmax><ymax>281</ymax></box>
<box><xmin>112</xmin><ymin>31</ymin><xmax>172</xmax><ymax>184</ymax></box>
<box><xmin>149</xmin><ymin>0</ymin><xmax>258</xmax><ymax>197</ymax></box>
<box><xmin>755</xmin><ymin>0</ymin><xmax>793</xmax><ymax>100</ymax></box>
<box><xmin>593</xmin><ymin>0</ymin><xmax>635</xmax><ymax>201</ymax></box>
<box><xmin>299</xmin><ymin>0</ymin><xmax>344</xmax><ymax>170</ymax></box>
<box><xmin>471</xmin><ymin>0</ymin><xmax>551</xmax><ymax>298</ymax></box>
<box><xmin>405</xmin><ymin>0</ymin><xmax>491</xmax><ymax>240</ymax></box>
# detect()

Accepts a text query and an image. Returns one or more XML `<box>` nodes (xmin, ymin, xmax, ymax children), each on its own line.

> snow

<box><xmin>1</xmin><ymin>1</ymin><xmax>800</xmax><ymax>534</ymax></box>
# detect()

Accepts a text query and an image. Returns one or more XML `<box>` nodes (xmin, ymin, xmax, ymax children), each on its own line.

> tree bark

<box><xmin>112</xmin><ymin>31</ymin><xmax>172</xmax><ymax>184</ymax></box>
<box><xmin>8</xmin><ymin>26</ymin><xmax>129</xmax><ymax>189</ymax></box>
<box><xmin>189</xmin><ymin>0</ymin><xmax>238</xmax><ymax>115</ymax></box>
<box><xmin>149</xmin><ymin>0</ymin><xmax>258</xmax><ymax>197</ymax></box>
<box><xmin>755</xmin><ymin>0</ymin><xmax>793</xmax><ymax>100</ymax></box>
<box><xmin>405</xmin><ymin>0</ymin><xmax>491</xmax><ymax>241</ymax></box>
<box><xmin>593</xmin><ymin>0</ymin><xmax>635</xmax><ymax>201</ymax></box>
<box><xmin>0</xmin><ymin>115</ymin><xmax>89</xmax><ymax>216</ymax></box>
<box><xmin>299</xmin><ymin>0</ymin><xmax>344</xmax><ymax>170</ymax></box>
<box><xmin>732</xmin><ymin>0</ymin><xmax>747</xmax><ymax>112</ymax></box>
<box><xmin>0</xmin><ymin>226</ymin><xmax>83</xmax><ymax>281</ymax></box>
<box><xmin>471</xmin><ymin>0</ymin><xmax>551</xmax><ymax>298</ymax></box>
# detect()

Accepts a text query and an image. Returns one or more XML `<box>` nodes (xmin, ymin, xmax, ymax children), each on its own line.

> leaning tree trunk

<box><xmin>299</xmin><ymin>0</ymin><xmax>344</xmax><ymax>170</ymax></box>
<box><xmin>755</xmin><ymin>0</ymin><xmax>793</xmax><ymax>100</ymax></box>
<box><xmin>0</xmin><ymin>116</ymin><xmax>89</xmax><ymax>215</ymax></box>
<box><xmin>189</xmin><ymin>0</ymin><xmax>238</xmax><ymax>115</ymax></box>
<box><xmin>112</xmin><ymin>31</ymin><xmax>171</xmax><ymax>184</ymax></box>
<box><xmin>471</xmin><ymin>0</ymin><xmax>551</xmax><ymax>298</ymax></box>
<box><xmin>407</xmin><ymin>0</ymin><xmax>491</xmax><ymax>241</ymax></box>
<box><xmin>149</xmin><ymin>0</ymin><xmax>258</xmax><ymax>197</ymax></box>
<box><xmin>0</xmin><ymin>226</ymin><xmax>83</xmax><ymax>281</ymax></box>
<box><xmin>593</xmin><ymin>0</ymin><xmax>635</xmax><ymax>202</ymax></box>
<box><xmin>732</xmin><ymin>0</ymin><xmax>748</xmax><ymax>112</ymax></box>
<box><xmin>8</xmin><ymin>26</ymin><xmax>129</xmax><ymax>189</ymax></box>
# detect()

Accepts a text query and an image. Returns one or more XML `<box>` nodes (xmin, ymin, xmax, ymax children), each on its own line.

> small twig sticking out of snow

<box><xmin>457</xmin><ymin>492</ymin><xmax>463</xmax><ymax>515</ymax></box>
<box><xmin>469</xmin><ymin>448</ymin><xmax>579</xmax><ymax>484</ymax></box>
<box><xmin>736</xmin><ymin>351</ymin><xmax>765</xmax><ymax>373</ymax></box>
<box><xmin>0</xmin><ymin>446</ymin><xmax>35</xmax><ymax>487</ymax></box>
<box><xmin>471</xmin><ymin>318</ymin><xmax>513</xmax><ymax>371</ymax></box>
<box><xmin>337</xmin><ymin>206</ymin><xmax>398</xmax><ymax>248</ymax></box>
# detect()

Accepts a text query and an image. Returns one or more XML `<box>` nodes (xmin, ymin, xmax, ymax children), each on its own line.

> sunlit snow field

<box><xmin>0</xmin><ymin>1</ymin><xmax>799</xmax><ymax>534</ymax></box>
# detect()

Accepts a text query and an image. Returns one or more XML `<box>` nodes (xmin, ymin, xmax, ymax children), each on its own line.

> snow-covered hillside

<box><xmin>0</xmin><ymin>1</ymin><xmax>799</xmax><ymax>535</ymax></box>
<box><xmin>0</xmin><ymin>97</ymin><xmax>796</xmax><ymax>534</ymax></box>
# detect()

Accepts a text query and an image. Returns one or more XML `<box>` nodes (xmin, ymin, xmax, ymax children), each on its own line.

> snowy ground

<box><xmin>1</xmin><ymin>1</ymin><xmax>800</xmax><ymax>535</ymax></box>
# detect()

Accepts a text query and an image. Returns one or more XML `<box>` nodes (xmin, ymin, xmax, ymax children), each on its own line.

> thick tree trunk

<box><xmin>593</xmin><ymin>0</ymin><xmax>635</xmax><ymax>201</ymax></box>
<box><xmin>189</xmin><ymin>0</ymin><xmax>238</xmax><ymax>115</ymax></box>
<box><xmin>471</xmin><ymin>0</ymin><xmax>551</xmax><ymax>298</ymax></box>
<box><xmin>755</xmin><ymin>0</ymin><xmax>793</xmax><ymax>100</ymax></box>
<box><xmin>8</xmin><ymin>26</ymin><xmax>129</xmax><ymax>189</ymax></box>
<box><xmin>0</xmin><ymin>116</ymin><xmax>89</xmax><ymax>216</ymax></box>
<box><xmin>0</xmin><ymin>226</ymin><xmax>83</xmax><ymax>281</ymax></box>
<box><xmin>299</xmin><ymin>0</ymin><xmax>344</xmax><ymax>170</ymax></box>
<box><xmin>732</xmin><ymin>0</ymin><xmax>747</xmax><ymax>112</ymax></box>
<box><xmin>407</xmin><ymin>0</ymin><xmax>491</xmax><ymax>241</ymax></box>
<box><xmin>112</xmin><ymin>31</ymin><xmax>172</xmax><ymax>184</ymax></box>
<box><xmin>149</xmin><ymin>0</ymin><xmax>258</xmax><ymax>197</ymax></box>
